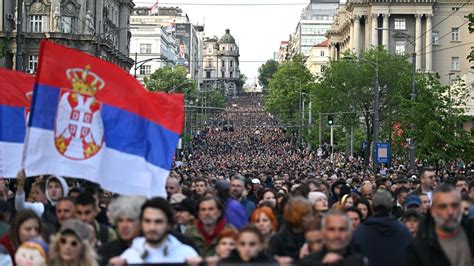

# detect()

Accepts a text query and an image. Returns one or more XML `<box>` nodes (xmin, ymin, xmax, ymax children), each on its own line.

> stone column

<box><xmin>382</xmin><ymin>14</ymin><xmax>390</xmax><ymax>47</ymax></box>
<box><xmin>415</xmin><ymin>14</ymin><xmax>422</xmax><ymax>69</ymax></box>
<box><xmin>425</xmin><ymin>14</ymin><xmax>433</xmax><ymax>71</ymax></box>
<box><xmin>119</xmin><ymin>2</ymin><xmax>130</xmax><ymax>56</ymax></box>
<box><xmin>365</xmin><ymin>16</ymin><xmax>370</xmax><ymax>50</ymax></box>
<box><xmin>354</xmin><ymin>15</ymin><xmax>361</xmax><ymax>54</ymax></box>
<box><xmin>372</xmin><ymin>14</ymin><xmax>379</xmax><ymax>46</ymax></box>
<box><xmin>349</xmin><ymin>19</ymin><xmax>354</xmax><ymax>49</ymax></box>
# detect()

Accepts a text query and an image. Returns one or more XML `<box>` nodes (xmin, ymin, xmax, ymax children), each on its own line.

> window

<box><xmin>61</xmin><ymin>16</ymin><xmax>72</xmax><ymax>33</ymax></box>
<box><xmin>451</xmin><ymin>57</ymin><xmax>460</xmax><ymax>70</ymax></box>
<box><xmin>29</xmin><ymin>15</ymin><xmax>46</xmax><ymax>32</ymax></box>
<box><xmin>221</xmin><ymin>71</ymin><xmax>225</xmax><ymax>77</ymax></box>
<box><xmin>139</xmin><ymin>65</ymin><xmax>151</xmax><ymax>75</ymax></box>
<box><xmin>206</xmin><ymin>71</ymin><xmax>211</xmax><ymax>78</ymax></box>
<box><xmin>28</xmin><ymin>55</ymin><xmax>38</xmax><ymax>73</ymax></box>
<box><xmin>452</xmin><ymin>7</ymin><xmax>460</xmax><ymax>11</ymax></box>
<box><xmin>395</xmin><ymin>41</ymin><xmax>406</xmax><ymax>55</ymax></box>
<box><xmin>394</xmin><ymin>19</ymin><xmax>406</xmax><ymax>30</ymax></box>
<box><xmin>230</xmin><ymin>71</ymin><xmax>233</xmax><ymax>77</ymax></box>
<box><xmin>206</xmin><ymin>60</ymin><xmax>212</xmax><ymax>68</ymax></box>
<box><xmin>451</xmin><ymin>28</ymin><xmax>459</xmax><ymax>41</ymax></box>
<box><xmin>230</xmin><ymin>60</ymin><xmax>233</xmax><ymax>67</ymax></box>
<box><xmin>432</xmin><ymin>31</ymin><xmax>439</xmax><ymax>45</ymax></box>
<box><xmin>320</xmin><ymin>50</ymin><xmax>325</xmax><ymax>57</ymax></box>
<box><xmin>140</xmin><ymin>43</ymin><xmax>152</xmax><ymax>53</ymax></box>
<box><xmin>221</xmin><ymin>60</ymin><xmax>225</xmax><ymax>67</ymax></box>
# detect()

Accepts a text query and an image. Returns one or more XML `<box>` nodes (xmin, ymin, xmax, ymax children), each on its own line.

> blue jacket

<box><xmin>225</xmin><ymin>198</ymin><xmax>248</xmax><ymax>230</ymax></box>
<box><xmin>351</xmin><ymin>215</ymin><xmax>412</xmax><ymax>266</ymax></box>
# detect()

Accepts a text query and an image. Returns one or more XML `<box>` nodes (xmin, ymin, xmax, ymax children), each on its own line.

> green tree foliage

<box><xmin>236</xmin><ymin>74</ymin><xmax>247</xmax><ymax>90</ymax></box>
<box><xmin>266</xmin><ymin>54</ymin><xmax>314</xmax><ymax>125</ymax></box>
<box><xmin>258</xmin><ymin>59</ymin><xmax>279</xmax><ymax>88</ymax></box>
<box><xmin>144</xmin><ymin>66</ymin><xmax>196</xmax><ymax>95</ymax></box>
<box><xmin>396</xmin><ymin>75</ymin><xmax>473</xmax><ymax>163</ymax></box>
<box><xmin>467</xmin><ymin>13</ymin><xmax>474</xmax><ymax>67</ymax></box>
<box><xmin>314</xmin><ymin>48</ymin><xmax>412</xmax><ymax>152</ymax></box>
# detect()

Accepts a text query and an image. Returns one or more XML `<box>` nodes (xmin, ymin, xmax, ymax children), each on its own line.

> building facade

<box><xmin>0</xmin><ymin>0</ymin><xmax>134</xmax><ymax>72</ymax></box>
<box><xmin>278</xmin><ymin>40</ymin><xmax>289</xmax><ymax>62</ymax></box>
<box><xmin>288</xmin><ymin>0</ymin><xmax>339</xmax><ymax>58</ymax></box>
<box><xmin>305</xmin><ymin>39</ymin><xmax>329</xmax><ymax>77</ymax></box>
<box><xmin>129</xmin><ymin>7</ymin><xmax>177</xmax><ymax>80</ymax></box>
<box><xmin>326</xmin><ymin>0</ymin><xmax>473</xmax><ymax>85</ymax></box>
<box><xmin>202</xmin><ymin>29</ymin><xmax>240</xmax><ymax>96</ymax></box>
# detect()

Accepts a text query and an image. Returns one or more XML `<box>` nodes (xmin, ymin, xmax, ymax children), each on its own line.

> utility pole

<box><xmin>308</xmin><ymin>101</ymin><xmax>312</xmax><ymax>135</ymax></box>
<box><xmin>319</xmin><ymin>112</ymin><xmax>322</xmax><ymax>145</ymax></box>
<box><xmin>330</xmin><ymin>125</ymin><xmax>334</xmax><ymax>162</ymax></box>
<box><xmin>16</xmin><ymin>0</ymin><xmax>23</xmax><ymax>71</ymax></box>
<box><xmin>409</xmin><ymin>52</ymin><xmax>416</xmax><ymax>171</ymax></box>
<box><xmin>373</xmin><ymin>58</ymin><xmax>380</xmax><ymax>172</ymax></box>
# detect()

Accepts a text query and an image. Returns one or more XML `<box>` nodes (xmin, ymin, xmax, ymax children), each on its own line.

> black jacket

<box><xmin>406</xmin><ymin>213</ymin><xmax>474</xmax><ymax>266</ymax></box>
<box><xmin>220</xmin><ymin>250</ymin><xmax>276</xmax><ymax>265</ymax></box>
<box><xmin>300</xmin><ymin>246</ymin><xmax>366</xmax><ymax>266</ymax></box>
<box><xmin>98</xmin><ymin>238</ymin><xmax>130</xmax><ymax>265</ymax></box>
<box><xmin>351</xmin><ymin>214</ymin><xmax>413</xmax><ymax>266</ymax></box>
<box><xmin>267</xmin><ymin>223</ymin><xmax>305</xmax><ymax>260</ymax></box>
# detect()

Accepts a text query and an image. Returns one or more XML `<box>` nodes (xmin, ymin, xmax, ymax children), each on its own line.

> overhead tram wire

<box><xmin>134</xmin><ymin>2</ymin><xmax>308</xmax><ymax>6</ymax></box>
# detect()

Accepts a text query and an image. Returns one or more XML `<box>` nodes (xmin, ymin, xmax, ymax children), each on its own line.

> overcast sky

<box><xmin>134</xmin><ymin>0</ymin><xmax>308</xmax><ymax>84</ymax></box>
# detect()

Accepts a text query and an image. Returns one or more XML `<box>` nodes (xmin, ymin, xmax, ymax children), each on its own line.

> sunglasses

<box><xmin>60</xmin><ymin>237</ymin><xmax>79</xmax><ymax>247</ymax></box>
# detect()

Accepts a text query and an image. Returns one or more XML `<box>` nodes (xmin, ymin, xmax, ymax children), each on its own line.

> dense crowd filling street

<box><xmin>0</xmin><ymin>95</ymin><xmax>473</xmax><ymax>265</ymax></box>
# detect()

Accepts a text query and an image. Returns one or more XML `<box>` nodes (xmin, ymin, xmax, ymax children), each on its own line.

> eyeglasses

<box><xmin>60</xmin><ymin>237</ymin><xmax>79</xmax><ymax>247</ymax></box>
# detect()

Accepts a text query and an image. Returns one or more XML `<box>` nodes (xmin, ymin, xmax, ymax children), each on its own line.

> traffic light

<box><xmin>328</xmin><ymin>114</ymin><xmax>334</xmax><ymax>126</ymax></box>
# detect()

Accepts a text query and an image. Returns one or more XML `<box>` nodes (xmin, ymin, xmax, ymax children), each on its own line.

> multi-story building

<box><xmin>129</xmin><ymin>7</ymin><xmax>177</xmax><ymax>81</ymax></box>
<box><xmin>202</xmin><ymin>29</ymin><xmax>240</xmax><ymax>96</ymax></box>
<box><xmin>0</xmin><ymin>0</ymin><xmax>134</xmax><ymax>72</ymax></box>
<box><xmin>288</xmin><ymin>0</ymin><xmax>339</xmax><ymax>58</ymax></box>
<box><xmin>156</xmin><ymin>6</ymin><xmax>204</xmax><ymax>83</ymax></box>
<box><xmin>326</xmin><ymin>0</ymin><xmax>474</xmax><ymax>127</ymax></box>
<box><xmin>305</xmin><ymin>39</ymin><xmax>329</xmax><ymax>77</ymax></box>
<box><xmin>326</xmin><ymin>0</ymin><xmax>473</xmax><ymax>85</ymax></box>
<box><xmin>278</xmin><ymin>41</ymin><xmax>289</xmax><ymax>62</ymax></box>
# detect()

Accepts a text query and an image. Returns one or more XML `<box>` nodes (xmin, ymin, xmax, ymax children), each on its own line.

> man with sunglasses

<box><xmin>116</xmin><ymin>197</ymin><xmax>199</xmax><ymax>264</ymax></box>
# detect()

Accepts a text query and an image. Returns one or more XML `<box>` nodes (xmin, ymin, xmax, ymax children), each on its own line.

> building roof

<box><xmin>220</xmin><ymin>29</ymin><xmax>236</xmax><ymax>44</ymax></box>
<box><xmin>314</xmin><ymin>39</ymin><xmax>329</xmax><ymax>47</ymax></box>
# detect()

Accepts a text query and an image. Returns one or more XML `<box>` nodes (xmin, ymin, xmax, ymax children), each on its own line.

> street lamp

<box><xmin>377</xmin><ymin>28</ymin><xmax>418</xmax><ymax>171</ymax></box>
<box><xmin>344</xmin><ymin>54</ymin><xmax>380</xmax><ymax>171</ymax></box>
<box><xmin>133</xmin><ymin>54</ymin><xmax>166</xmax><ymax>78</ymax></box>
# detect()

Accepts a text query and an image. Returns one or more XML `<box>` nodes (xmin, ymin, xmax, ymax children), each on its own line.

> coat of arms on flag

<box><xmin>54</xmin><ymin>65</ymin><xmax>105</xmax><ymax>160</ymax></box>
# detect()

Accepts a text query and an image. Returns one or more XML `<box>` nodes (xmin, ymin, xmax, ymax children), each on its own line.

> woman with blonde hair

<box><xmin>48</xmin><ymin>219</ymin><xmax>97</xmax><ymax>266</ymax></box>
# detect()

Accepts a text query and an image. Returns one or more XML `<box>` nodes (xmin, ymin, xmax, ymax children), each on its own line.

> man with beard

<box><xmin>185</xmin><ymin>196</ymin><xmax>234</xmax><ymax>256</ymax></box>
<box><xmin>118</xmin><ymin>197</ymin><xmax>199</xmax><ymax>264</ymax></box>
<box><xmin>301</xmin><ymin>210</ymin><xmax>365</xmax><ymax>265</ymax></box>
<box><xmin>453</xmin><ymin>175</ymin><xmax>468</xmax><ymax>195</ymax></box>
<box><xmin>407</xmin><ymin>184</ymin><xmax>474</xmax><ymax>266</ymax></box>
<box><xmin>230</xmin><ymin>174</ymin><xmax>255</xmax><ymax>218</ymax></box>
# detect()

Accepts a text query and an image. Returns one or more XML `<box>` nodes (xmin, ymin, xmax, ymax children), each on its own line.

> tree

<box><xmin>258</xmin><ymin>59</ymin><xmax>279</xmax><ymax>88</ymax></box>
<box><xmin>314</xmin><ymin>47</ymin><xmax>412</xmax><ymax>163</ymax></box>
<box><xmin>467</xmin><ymin>13</ymin><xmax>474</xmax><ymax>67</ymax></box>
<box><xmin>236</xmin><ymin>74</ymin><xmax>247</xmax><ymax>90</ymax></box>
<box><xmin>396</xmin><ymin>74</ymin><xmax>473</xmax><ymax>163</ymax></box>
<box><xmin>266</xmin><ymin>54</ymin><xmax>314</xmax><ymax>126</ymax></box>
<box><xmin>144</xmin><ymin>66</ymin><xmax>196</xmax><ymax>95</ymax></box>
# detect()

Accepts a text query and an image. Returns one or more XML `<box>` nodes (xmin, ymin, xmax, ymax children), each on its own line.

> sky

<box><xmin>133</xmin><ymin>0</ymin><xmax>309</xmax><ymax>84</ymax></box>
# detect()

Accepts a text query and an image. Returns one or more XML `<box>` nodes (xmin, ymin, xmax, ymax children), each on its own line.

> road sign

<box><xmin>376</xmin><ymin>143</ymin><xmax>390</xmax><ymax>164</ymax></box>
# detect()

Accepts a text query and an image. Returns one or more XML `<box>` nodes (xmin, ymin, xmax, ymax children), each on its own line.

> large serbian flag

<box><xmin>0</xmin><ymin>68</ymin><xmax>34</xmax><ymax>178</ymax></box>
<box><xmin>23</xmin><ymin>41</ymin><xmax>184</xmax><ymax>197</ymax></box>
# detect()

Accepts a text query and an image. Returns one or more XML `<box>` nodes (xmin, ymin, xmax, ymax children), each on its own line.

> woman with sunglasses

<box><xmin>48</xmin><ymin>219</ymin><xmax>97</xmax><ymax>266</ymax></box>
<box><xmin>220</xmin><ymin>225</ymin><xmax>275</xmax><ymax>264</ymax></box>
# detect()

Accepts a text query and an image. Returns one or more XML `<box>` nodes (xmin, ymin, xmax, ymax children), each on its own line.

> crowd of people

<box><xmin>0</xmin><ymin>95</ymin><xmax>473</xmax><ymax>265</ymax></box>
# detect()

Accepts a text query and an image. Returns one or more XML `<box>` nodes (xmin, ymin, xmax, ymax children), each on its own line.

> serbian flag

<box><xmin>23</xmin><ymin>41</ymin><xmax>184</xmax><ymax>197</ymax></box>
<box><xmin>0</xmin><ymin>68</ymin><xmax>34</xmax><ymax>178</ymax></box>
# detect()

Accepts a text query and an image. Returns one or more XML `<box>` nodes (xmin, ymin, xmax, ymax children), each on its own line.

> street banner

<box><xmin>376</xmin><ymin>143</ymin><xmax>390</xmax><ymax>164</ymax></box>
<box><xmin>23</xmin><ymin>41</ymin><xmax>184</xmax><ymax>197</ymax></box>
<box><xmin>0</xmin><ymin>68</ymin><xmax>34</xmax><ymax>177</ymax></box>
